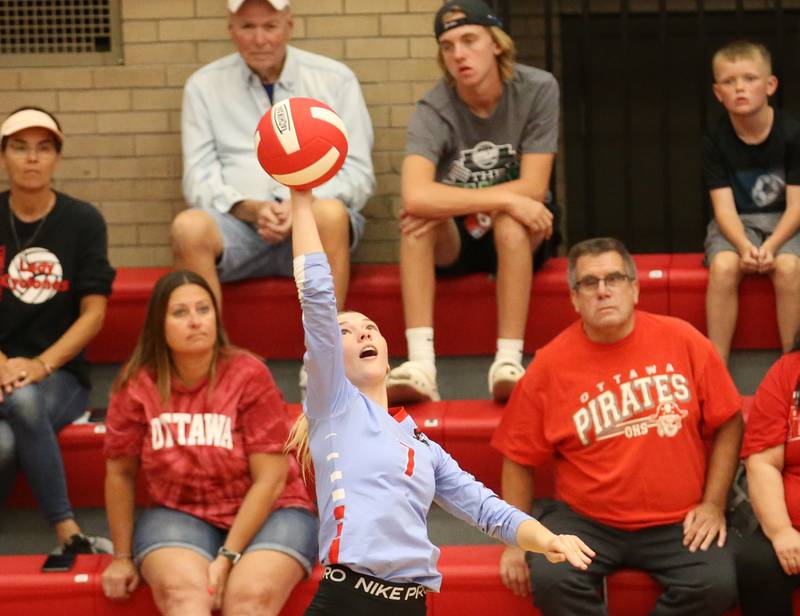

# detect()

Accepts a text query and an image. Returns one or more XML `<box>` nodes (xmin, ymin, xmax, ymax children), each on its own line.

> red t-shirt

<box><xmin>741</xmin><ymin>352</ymin><xmax>800</xmax><ymax>529</ymax></box>
<box><xmin>492</xmin><ymin>311</ymin><xmax>741</xmax><ymax>530</ymax></box>
<box><xmin>104</xmin><ymin>351</ymin><xmax>314</xmax><ymax>528</ymax></box>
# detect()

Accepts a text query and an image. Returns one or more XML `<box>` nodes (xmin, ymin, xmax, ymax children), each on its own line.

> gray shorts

<box><xmin>206</xmin><ymin>205</ymin><xmax>365</xmax><ymax>283</ymax></box>
<box><xmin>704</xmin><ymin>211</ymin><xmax>800</xmax><ymax>263</ymax></box>
<box><xmin>133</xmin><ymin>505</ymin><xmax>319</xmax><ymax>575</ymax></box>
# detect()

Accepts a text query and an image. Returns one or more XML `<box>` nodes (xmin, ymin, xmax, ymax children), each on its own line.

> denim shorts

<box><xmin>133</xmin><ymin>506</ymin><xmax>319</xmax><ymax>575</ymax></box>
<box><xmin>206</xmin><ymin>206</ymin><xmax>365</xmax><ymax>283</ymax></box>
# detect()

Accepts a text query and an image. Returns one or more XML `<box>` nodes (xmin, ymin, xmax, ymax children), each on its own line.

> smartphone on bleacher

<box><xmin>41</xmin><ymin>552</ymin><xmax>76</xmax><ymax>573</ymax></box>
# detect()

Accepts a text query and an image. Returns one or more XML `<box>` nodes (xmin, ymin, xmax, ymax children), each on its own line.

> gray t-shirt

<box><xmin>406</xmin><ymin>63</ymin><xmax>559</xmax><ymax>190</ymax></box>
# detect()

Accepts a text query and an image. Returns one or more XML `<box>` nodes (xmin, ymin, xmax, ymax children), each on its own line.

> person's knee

<box><xmin>3</xmin><ymin>387</ymin><xmax>45</xmax><ymax>430</ymax></box>
<box><xmin>225</xmin><ymin>575</ymin><xmax>284</xmax><ymax>615</ymax></box>
<box><xmin>0</xmin><ymin>423</ymin><xmax>14</xmax><ymax>469</ymax></box>
<box><xmin>689</xmin><ymin>557</ymin><xmax>738</xmax><ymax>612</ymax></box>
<box><xmin>149</xmin><ymin>570</ymin><xmax>208</xmax><ymax>613</ymax></box>
<box><xmin>773</xmin><ymin>255</ymin><xmax>800</xmax><ymax>289</ymax></box>
<box><xmin>171</xmin><ymin>209</ymin><xmax>219</xmax><ymax>257</ymax></box>
<box><xmin>493</xmin><ymin>214</ymin><xmax>531</xmax><ymax>253</ymax></box>
<box><xmin>531</xmin><ymin>560</ymin><xmax>601</xmax><ymax>611</ymax></box>
<box><xmin>708</xmin><ymin>252</ymin><xmax>742</xmax><ymax>286</ymax></box>
<box><xmin>311</xmin><ymin>199</ymin><xmax>349</xmax><ymax>239</ymax></box>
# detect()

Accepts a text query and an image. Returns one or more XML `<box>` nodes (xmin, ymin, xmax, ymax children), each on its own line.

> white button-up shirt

<box><xmin>181</xmin><ymin>46</ymin><xmax>375</xmax><ymax>224</ymax></box>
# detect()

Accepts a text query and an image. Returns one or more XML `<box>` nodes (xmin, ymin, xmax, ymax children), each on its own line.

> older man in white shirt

<box><xmin>173</xmin><ymin>0</ymin><xmax>375</xmax><ymax>312</ymax></box>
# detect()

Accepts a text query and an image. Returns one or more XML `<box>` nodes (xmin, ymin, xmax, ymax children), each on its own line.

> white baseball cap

<box><xmin>1</xmin><ymin>108</ymin><xmax>64</xmax><ymax>145</ymax></box>
<box><xmin>228</xmin><ymin>0</ymin><xmax>289</xmax><ymax>12</ymax></box>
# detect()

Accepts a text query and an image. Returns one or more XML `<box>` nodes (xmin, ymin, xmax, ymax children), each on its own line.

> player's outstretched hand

<box><xmin>544</xmin><ymin>534</ymin><xmax>595</xmax><ymax>570</ymax></box>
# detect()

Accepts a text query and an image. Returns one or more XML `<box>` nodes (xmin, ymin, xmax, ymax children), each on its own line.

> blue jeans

<box><xmin>0</xmin><ymin>370</ymin><xmax>88</xmax><ymax>524</ymax></box>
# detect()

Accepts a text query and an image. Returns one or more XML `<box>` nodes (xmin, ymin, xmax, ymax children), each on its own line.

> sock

<box><xmin>406</xmin><ymin>327</ymin><xmax>436</xmax><ymax>376</ymax></box>
<box><xmin>495</xmin><ymin>338</ymin><xmax>523</xmax><ymax>366</ymax></box>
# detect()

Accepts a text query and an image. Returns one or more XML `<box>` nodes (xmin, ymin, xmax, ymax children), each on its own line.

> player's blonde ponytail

<box><xmin>285</xmin><ymin>412</ymin><xmax>312</xmax><ymax>480</ymax></box>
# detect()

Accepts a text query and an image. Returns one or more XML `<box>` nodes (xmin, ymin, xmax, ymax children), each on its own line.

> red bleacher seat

<box><xmin>7</xmin><ymin>423</ymin><xmax>149</xmax><ymax>509</ymax></box>
<box><xmin>1</xmin><ymin>548</ymin><xmax>764</xmax><ymax>615</ymax></box>
<box><xmin>86</xmin><ymin>254</ymin><xmax>679</xmax><ymax>364</ymax></box>
<box><xmin>669</xmin><ymin>253</ymin><xmax>780</xmax><ymax>349</ymax></box>
<box><xmin>7</xmin><ymin>398</ymin><xmax>753</xmax><ymax>509</ymax></box>
<box><xmin>0</xmin><ymin>554</ymin><xmax>98</xmax><ymax>616</ymax></box>
<box><xmin>0</xmin><ymin>554</ymin><xmax>321</xmax><ymax>616</ymax></box>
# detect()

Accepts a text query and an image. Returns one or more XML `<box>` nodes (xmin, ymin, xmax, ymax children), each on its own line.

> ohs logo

<box><xmin>1</xmin><ymin>247</ymin><xmax>68</xmax><ymax>304</ymax></box>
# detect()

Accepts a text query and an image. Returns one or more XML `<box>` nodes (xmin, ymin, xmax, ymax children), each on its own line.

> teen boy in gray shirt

<box><xmin>387</xmin><ymin>0</ymin><xmax>559</xmax><ymax>405</ymax></box>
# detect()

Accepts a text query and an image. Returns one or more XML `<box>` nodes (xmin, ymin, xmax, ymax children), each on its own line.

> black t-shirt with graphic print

<box><xmin>0</xmin><ymin>191</ymin><xmax>115</xmax><ymax>388</ymax></box>
<box><xmin>703</xmin><ymin>108</ymin><xmax>800</xmax><ymax>215</ymax></box>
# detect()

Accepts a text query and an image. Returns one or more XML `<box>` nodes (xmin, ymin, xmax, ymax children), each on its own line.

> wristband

<box><xmin>112</xmin><ymin>552</ymin><xmax>132</xmax><ymax>560</ymax></box>
<box><xmin>35</xmin><ymin>356</ymin><xmax>53</xmax><ymax>376</ymax></box>
<box><xmin>217</xmin><ymin>546</ymin><xmax>242</xmax><ymax>565</ymax></box>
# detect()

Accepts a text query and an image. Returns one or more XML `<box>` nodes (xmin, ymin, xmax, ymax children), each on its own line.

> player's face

<box><xmin>1</xmin><ymin>127</ymin><xmax>60</xmax><ymax>192</ymax></box>
<box><xmin>229</xmin><ymin>1</ymin><xmax>293</xmax><ymax>83</ymax></box>
<box><xmin>570</xmin><ymin>251</ymin><xmax>639</xmax><ymax>342</ymax></box>
<box><xmin>712</xmin><ymin>55</ymin><xmax>777</xmax><ymax>117</ymax></box>
<box><xmin>338</xmin><ymin>311</ymin><xmax>389</xmax><ymax>389</ymax></box>
<box><xmin>164</xmin><ymin>284</ymin><xmax>218</xmax><ymax>358</ymax></box>
<box><xmin>438</xmin><ymin>23</ymin><xmax>501</xmax><ymax>89</ymax></box>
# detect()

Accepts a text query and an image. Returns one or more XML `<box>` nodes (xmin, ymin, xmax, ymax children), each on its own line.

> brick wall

<box><xmin>0</xmin><ymin>0</ymin><xmax>445</xmax><ymax>267</ymax></box>
<box><xmin>5</xmin><ymin>0</ymin><xmax>785</xmax><ymax>267</ymax></box>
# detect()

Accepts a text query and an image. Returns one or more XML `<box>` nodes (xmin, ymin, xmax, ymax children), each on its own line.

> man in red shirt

<box><xmin>492</xmin><ymin>237</ymin><xmax>743</xmax><ymax>615</ymax></box>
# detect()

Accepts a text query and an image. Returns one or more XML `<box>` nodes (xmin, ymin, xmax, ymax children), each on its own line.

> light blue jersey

<box><xmin>294</xmin><ymin>252</ymin><xmax>531</xmax><ymax>591</ymax></box>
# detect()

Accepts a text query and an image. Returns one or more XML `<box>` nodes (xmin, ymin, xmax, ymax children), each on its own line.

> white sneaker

<box><xmin>488</xmin><ymin>359</ymin><xmax>525</xmax><ymax>403</ymax></box>
<box><xmin>298</xmin><ymin>364</ymin><xmax>308</xmax><ymax>403</ymax></box>
<box><xmin>386</xmin><ymin>360</ymin><xmax>440</xmax><ymax>404</ymax></box>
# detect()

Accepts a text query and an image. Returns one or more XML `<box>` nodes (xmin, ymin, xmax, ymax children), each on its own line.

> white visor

<box><xmin>1</xmin><ymin>109</ymin><xmax>64</xmax><ymax>145</ymax></box>
<box><xmin>228</xmin><ymin>0</ymin><xmax>289</xmax><ymax>12</ymax></box>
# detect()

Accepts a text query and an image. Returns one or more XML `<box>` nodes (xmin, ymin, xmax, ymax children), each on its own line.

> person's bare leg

<box><xmin>491</xmin><ymin>214</ymin><xmax>541</xmax><ymax>401</ymax></box>
<box><xmin>311</xmin><ymin>198</ymin><xmax>351</xmax><ymax>311</ymax></box>
<box><xmin>223</xmin><ymin>550</ymin><xmax>305</xmax><ymax>616</ymax></box>
<box><xmin>494</xmin><ymin>214</ymin><xmax>540</xmax><ymax>340</ymax></box>
<box><xmin>387</xmin><ymin>219</ymin><xmax>460</xmax><ymax>403</ymax></box>
<box><xmin>171</xmin><ymin>209</ymin><xmax>225</xmax><ymax>306</ymax></box>
<box><xmin>706</xmin><ymin>251</ymin><xmax>744</xmax><ymax>364</ymax></box>
<box><xmin>141</xmin><ymin>548</ymin><xmax>212</xmax><ymax>616</ymax></box>
<box><xmin>771</xmin><ymin>253</ymin><xmax>800</xmax><ymax>352</ymax></box>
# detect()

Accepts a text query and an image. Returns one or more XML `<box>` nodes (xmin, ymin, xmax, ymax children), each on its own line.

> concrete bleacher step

<box><xmin>85</xmin><ymin>254</ymin><xmax>781</xmax><ymax>364</ymax></box>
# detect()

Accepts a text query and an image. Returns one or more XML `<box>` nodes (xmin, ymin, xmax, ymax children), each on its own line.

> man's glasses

<box><xmin>573</xmin><ymin>271</ymin><xmax>632</xmax><ymax>293</ymax></box>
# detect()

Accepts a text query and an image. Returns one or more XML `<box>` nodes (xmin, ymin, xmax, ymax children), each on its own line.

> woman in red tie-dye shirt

<box><xmin>101</xmin><ymin>269</ymin><xmax>317</xmax><ymax>616</ymax></box>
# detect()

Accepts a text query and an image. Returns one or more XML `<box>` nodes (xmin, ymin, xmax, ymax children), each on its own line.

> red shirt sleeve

<box><xmin>104</xmin><ymin>375</ymin><xmax>148</xmax><ymax>459</ymax></box>
<box><xmin>691</xmin><ymin>331</ymin><xmax>742</xmax><ymax>432</ymax></box>
<box><xmin>491</xmin><ymin>353</ymin><xmax>553</xmax><ymax>467</ymax></box>
<box><xmin>237</xmin><ymin>356</ymin><xmax>291</xmax><ymax>455</ymax></box>
<box><xmin>742</xmin><ymin>355</ymin><xmax>794</xmax><ymax>458</ymax></box>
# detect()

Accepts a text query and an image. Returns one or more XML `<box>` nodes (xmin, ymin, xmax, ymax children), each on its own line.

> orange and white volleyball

<box><xmin>254</xmin><ymin>97</ymin><xmax>349</xmax><ymax>191</ymax></box>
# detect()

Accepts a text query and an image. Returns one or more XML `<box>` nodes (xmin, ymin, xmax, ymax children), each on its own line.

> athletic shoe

<box><xmin>52</xmin><ymin>533</ymin><xmax>113</xmax><ymax>555</ymax></box>
<box><xmin>488</xmin><ymin>359</ymin><xmax>525</xmax><ymax>403</ymax></box>
<box><xmin>299</xmin><ymin>364</ymin><xmax>308</xmax><ymax>403</ymax></box>
<box><xmin>386</xmin><ymin>360</ymin><xmax>440</xmax><ymax>404</ymax></box>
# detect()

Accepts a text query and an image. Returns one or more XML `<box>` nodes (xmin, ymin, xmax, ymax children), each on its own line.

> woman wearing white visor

<box><xmin>0</xmin><ymin>106</ymin><xmax>115</xmax><ymax>554</ymax></box>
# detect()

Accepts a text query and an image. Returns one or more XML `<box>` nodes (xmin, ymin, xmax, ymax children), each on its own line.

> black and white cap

<box><xmin>434</xmin><ymin>0</ymin><xmax>503</xmax><ymax>39</ymax></box>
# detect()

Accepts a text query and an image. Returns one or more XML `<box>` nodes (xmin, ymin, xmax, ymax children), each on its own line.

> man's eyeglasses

<box><xmin>573</xmin><ymin>271</ymin><xmax>633</xmax><ymax>293</ymax></box>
